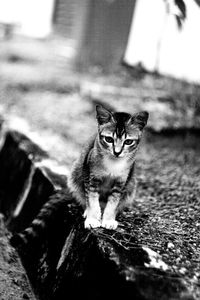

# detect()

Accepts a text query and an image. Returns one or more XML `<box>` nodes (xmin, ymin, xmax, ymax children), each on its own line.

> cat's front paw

<box><xmin>84</xmin><ymin>217</ymin><xmax>101</xmax><ymax>229</ymax></box>
<box><xmin>101</xmin><ymin>219</ymin><xmax>118</xmax><ymax>230</ymax></box>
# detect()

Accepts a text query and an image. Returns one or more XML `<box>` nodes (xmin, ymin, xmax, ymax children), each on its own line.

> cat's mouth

<box><xmin>112</xmin><ymin>152</ymin><xmax>124</xmax><ymax>159</ymax></box>
<box><xmin>113</xmin><ymin>149</ymin><xmax>123</xmax><ymax>158</ymax></box>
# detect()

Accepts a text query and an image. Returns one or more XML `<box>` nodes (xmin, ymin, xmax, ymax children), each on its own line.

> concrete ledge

<box><xmin>0</xmin><ymin>130</ymin><xmax>194</xmax><ymax>300</ymax></box>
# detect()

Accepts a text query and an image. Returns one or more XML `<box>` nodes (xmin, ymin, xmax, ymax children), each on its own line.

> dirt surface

<box><xmin>116</xmin><ymin>133</ymin><xmax>200</xmax><ymax>299</ymax></box>
<box><xmin>0</xmin><ymin>214</ymin><xmax>35</xmax><ymax>300</ymax></box>
<box><xmin>0</xmin><ymin>37</ymin><xmax>200</xmax><ymax>299</ymax></box>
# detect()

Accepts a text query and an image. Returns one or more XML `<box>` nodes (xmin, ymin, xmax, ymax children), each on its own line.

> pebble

<box><xmin>179</xmin><ymin>267</ymin><xmax>187</xmax><ymax>274</ymax></box>
<box><xmin>167</xmin><ymin>242</ymin><xmax>175</xmax><ymax>249</ymax></box>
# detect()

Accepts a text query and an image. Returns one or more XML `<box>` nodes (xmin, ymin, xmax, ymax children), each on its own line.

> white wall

<box><xmin>0</xmin><ymin>0</ymin><xmax>55</xmax><ymax>38</ymax></box>
<box><xmin>125</xmin><ymin>0</ymin><xmax>200</xmax><ymax>83</ymax></box>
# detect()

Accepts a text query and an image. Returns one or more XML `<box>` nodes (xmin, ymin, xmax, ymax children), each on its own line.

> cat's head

<box><xmin>96</xmin><ymin>105</ymin><xmax>149</xmax><ymax>159</ymax></box>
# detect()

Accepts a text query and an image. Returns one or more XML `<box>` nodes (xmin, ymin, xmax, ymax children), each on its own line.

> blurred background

<box><xmin>0</xmin><ymin>0</ymin><xmax>200</xmax><ymax>78</ymax></box>
<box><xmin>0</xmin><ymin>2</ymin><xmax>200</xmax><ymax>297</ymax></box>
<box><xmin>0</xmin><ymin>0</ymin><xmax>200</xmax><ymax>165</ymax></box>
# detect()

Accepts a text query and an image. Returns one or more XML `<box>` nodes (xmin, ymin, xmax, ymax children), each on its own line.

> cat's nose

<box><xmin>114</xmin><ymin>151</ymin><xmax>121</xmax><ymax>157</ymax></box>
<box><xmin>114</xmin><ymin>142</ymin><xmax>122</xmax><ymax>157</ymax></box>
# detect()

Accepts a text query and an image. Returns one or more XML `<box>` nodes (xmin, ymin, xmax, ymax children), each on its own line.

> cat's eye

<box><xmin>124</xmin><ymin>139</ymin><xmax>134</xmax><ymax>145</ymax></box>
<box><xmin>105</xmin><ymin>136</ymin><xmax>114</xmax><ymax>143</ymax></box>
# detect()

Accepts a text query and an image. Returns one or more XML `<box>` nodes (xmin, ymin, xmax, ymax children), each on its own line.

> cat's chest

<box><xmin>102</xmin><ymin>157</ymin><xmax>129</xmax><ymax>178</ymax></box>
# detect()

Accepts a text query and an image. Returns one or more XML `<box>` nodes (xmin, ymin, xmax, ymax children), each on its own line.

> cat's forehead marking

<box><xmin>113</xmin><ymin>112</ymin><xmax>131</xmax><ymax>138</ymax></box>
<box><xmin>100</xmin><ymin>112</ymin><xmax>142</xmax><ymax>141</ymax></box>
<box><xmin>113</xmin><ymin>132</ymin><xmax>126</xmax><ymax>141</ymax></box>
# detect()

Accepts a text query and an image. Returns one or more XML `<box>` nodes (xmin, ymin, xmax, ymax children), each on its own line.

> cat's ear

<box><xmin>96</xmin><ymin>105</ymin><xmax>113</xmax><ymax>125</ymax></box>
<box><xmin>131</xmin><ymin>111</ymin><xmax>149</xmax><ymax>130</ymax></box>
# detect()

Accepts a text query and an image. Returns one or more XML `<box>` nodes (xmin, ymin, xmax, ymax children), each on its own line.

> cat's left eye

<box><xmin>124</xmin><ymin>139</ymin><xmax>134</xmax><ymax>145</ymax></box>
<box><xmin>105</xmin><ymin>136</ymin><xmax>114</xmax><ymax>143</ymax></box>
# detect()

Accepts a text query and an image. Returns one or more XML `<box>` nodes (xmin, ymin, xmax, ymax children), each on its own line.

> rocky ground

<box><xmin>118</xmin><ymin>132</ymin><xmax>200</xmax><ymax>298</ymax></box>
<box><xmin>0</xmin><ymin>213</ymin><xmax>35</xmax><ymax>300</ymax></box>
<box><xmin>0</xmin><ymin>36</ymin><xmax>200</xmax><ymax>299</ymax></box>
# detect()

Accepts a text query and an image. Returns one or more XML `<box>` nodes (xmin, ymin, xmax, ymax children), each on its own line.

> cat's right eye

<box><xmin>124</xmin><ymin>139</ymin><xmax>134</xmax><ymax>145</ymax></box>
<box><xmin>104</xmin><ymin>136</ymin><xmax>114</xmax><ymax>143</ymax></box>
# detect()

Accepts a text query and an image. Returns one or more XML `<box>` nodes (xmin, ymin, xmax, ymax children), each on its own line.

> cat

<box><xmin>68</xmin><ymin>105</ymin><xmax>149</xmax><ymax>230</ymax></box>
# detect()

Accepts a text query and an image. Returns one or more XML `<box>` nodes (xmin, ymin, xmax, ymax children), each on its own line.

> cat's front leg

<box><xmin>102</xmin><ymin>190</ymin><xmax>121</xmax><ymax>230</ymax></box>
<box><xmin>84</xmin><ymin>179</ymin><xmax>101</xmax><ymax>229</ymax></box>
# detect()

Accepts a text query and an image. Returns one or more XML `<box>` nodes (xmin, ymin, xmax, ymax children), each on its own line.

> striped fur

<box><xmin>68</xmin><ymin>105</ymin><xmax>148</xmax><ymax>229</ymax></box>
<box><xmin>10</xmin><ymin>191</ymin><xmax>74</xmax><ymax>247</ymax></box>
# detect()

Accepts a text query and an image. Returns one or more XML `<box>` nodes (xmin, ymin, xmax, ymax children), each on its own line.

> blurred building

<box><xmin>0</xmin><ymin>0</ymin><xmax>136</xmax><ymax>72</ymax></box>
<box><xmin>0</xmin><ymin>0</ymin><xmax>200</xmax><ymax>82</ymax></box>
<box><xmin>52</xmin><ymin>0</ymin><xmax>136</xmax><ymax>71</ymax></box>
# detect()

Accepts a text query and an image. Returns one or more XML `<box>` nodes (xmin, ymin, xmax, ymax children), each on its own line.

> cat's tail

<box><xmin>10</xmin><ymin>190</ymin><xmax>74</xmax><ymax>248</ymax></box>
